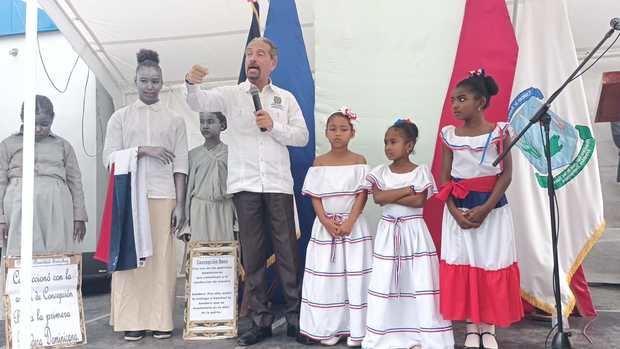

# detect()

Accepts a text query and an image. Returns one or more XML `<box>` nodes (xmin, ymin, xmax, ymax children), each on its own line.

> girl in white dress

<box><xmin>300</xmin><ymin>108</ymin><xmax>373</xmax><ymax>347</ymax></box>
<box><xmin>363</xmin><ymin>119</ymin><xmax>453</xmax><ymax>349</ymax></box>
<box><xmin>437</xmin><ymin>69</ymin><xmax>523</xmax><ymax>349</ymax></box>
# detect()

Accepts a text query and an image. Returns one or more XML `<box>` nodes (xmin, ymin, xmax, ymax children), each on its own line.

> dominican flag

<box><xmin>313</xmin><ymin>0</ymin><xmax>601</xmax><ymax>320</ymax></box>
<box><xmin>95</xmin><ymin>148</ymin><xmax>152</xmax><ymax>272</ymax></box>
<box><xmin>265</xmin><ymin>0</ymin><xmax>316</xmax><ymax>269</ymax></box>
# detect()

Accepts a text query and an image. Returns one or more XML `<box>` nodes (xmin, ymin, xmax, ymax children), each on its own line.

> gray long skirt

<box><xmin>3</xmin><ymin>176</ymin><xmax>78</xmax><ymax>256</ymax></box>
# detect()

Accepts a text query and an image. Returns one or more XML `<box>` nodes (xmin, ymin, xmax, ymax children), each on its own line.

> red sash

<box><xmin>435</xmin><ymin>175</ymin><xmax>497</xmax><ymax>202</ymax></box>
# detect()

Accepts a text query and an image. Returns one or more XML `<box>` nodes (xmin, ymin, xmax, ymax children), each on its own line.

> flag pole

<box><xmin>250</xmin><ymin>1</ymin><xmax>261</xmax><ymax>34</ymax></box>
<box><xmin>511</xmin><ymin>0</ymin><xmax>520</xmax><ymax>31</ymax></box>
<box><xmin>238</xmin><ymin>0</ymin><xmax>261</xmax><ymax>84</ymax></box>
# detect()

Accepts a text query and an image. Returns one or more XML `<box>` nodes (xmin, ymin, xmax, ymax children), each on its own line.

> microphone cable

<box><xmin>37</xmin><ymin>34</ymin><xmax>81</xmax><ymax>94</ymax></box>
<box><xmin>569</xmin><ymin>32</ymin><xmax>620</xmax><ymax>83</ymax></box>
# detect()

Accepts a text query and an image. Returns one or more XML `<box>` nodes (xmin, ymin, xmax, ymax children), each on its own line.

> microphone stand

<box><xmin>493</xmin><ymin>27</ymin><xmax>617</xmax><ymax>349</ymax></box>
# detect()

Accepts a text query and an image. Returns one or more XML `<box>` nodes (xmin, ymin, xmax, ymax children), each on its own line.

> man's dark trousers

<box><xmin>233</xmin><ymin>191</ymin><xmax>301</xmax><ymax>328</ymax></box>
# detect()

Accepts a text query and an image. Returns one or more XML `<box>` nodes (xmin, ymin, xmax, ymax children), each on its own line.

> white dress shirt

<box><xmin>186</xmin><ymin>80</ymin><xmax>309</xmax><ymax>195</ymax></box>
<box><xmin>103</xmin><ymin>99</ymin><xmax>189</xmax><ymax>199</ymax></box>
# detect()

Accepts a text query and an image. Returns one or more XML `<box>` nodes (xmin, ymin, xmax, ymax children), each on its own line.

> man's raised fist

<box><xmin>186</xmin><ymin>65</ymin><xmax>208</xmax><ymax>84</ymax></box>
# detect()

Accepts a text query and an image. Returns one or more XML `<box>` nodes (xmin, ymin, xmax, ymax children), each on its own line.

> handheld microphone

<box><xmin>611</xmin><ymin>17</ymin><xmax>620</xmax><ymax>30</ymax></box>
<box><xmin>250</xmin><ymin>86</ymin><xmax>266</xmax><ymax>132</ymax></box>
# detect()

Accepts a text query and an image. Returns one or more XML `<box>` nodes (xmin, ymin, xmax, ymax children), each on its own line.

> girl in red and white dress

<box><xmin>437</xmin><ymin>69</ymin><xmax>524</xmax><ymax>349</ymax></box>
<box><xmin>300</xmin><ymin>108</ymin><xmax>373</xmax><ymax>347</ymax></box>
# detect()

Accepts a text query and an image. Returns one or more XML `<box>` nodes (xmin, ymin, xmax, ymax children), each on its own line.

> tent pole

<box><xmin>18</xmin><ymin>0</ymin><xmax>37</xmax><ymax>348</ymax></box>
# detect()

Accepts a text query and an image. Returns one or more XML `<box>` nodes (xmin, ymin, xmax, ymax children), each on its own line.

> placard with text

<box><xmin>4</xmin><ymin>254</ymin><xmax>86</xmax><ymax>348</ymax></box>
<box><xmin>183</xmin><ymin>241</ymin><xmax>238</xmax><ymax>340</ymax></box>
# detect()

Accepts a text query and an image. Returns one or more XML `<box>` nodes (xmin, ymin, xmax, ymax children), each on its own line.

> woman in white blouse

<box><xmin>102</xmin><ymin>49</ymin><xmax>188</xmax><ymax>342</ymax></box>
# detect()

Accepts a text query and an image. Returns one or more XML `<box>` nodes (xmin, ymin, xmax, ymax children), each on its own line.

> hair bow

<box><xmin>339</xmin><ymin>106</ymin><xmax>359</xmax><ymax>121</ymax></box>
<box><xmin>468</xmin><ymin>68</ymin><xmax>486</xmax><ymax>77</ymax></box>
<box><xmin>394</xmin><ymin>117</ymin><xmax>413</xmax><ymax>126</ymax></box>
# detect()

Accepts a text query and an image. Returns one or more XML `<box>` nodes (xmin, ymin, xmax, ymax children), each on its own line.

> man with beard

<box><xmin>185</xmin><ymin>37</ymin><xmax>309</xmax><ymax>346</ymax></box>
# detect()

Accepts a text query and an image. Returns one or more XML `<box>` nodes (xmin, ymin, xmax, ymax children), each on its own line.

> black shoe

<box><xmin>124</xmin><ymin>330</ymin><xmax>145</xmax><ymax>341</ymax></box>
<box><xmin>288</xmin><ymin>325</ymin><xmax>314</xmax><ymax>345</ymax></box>
<box><xmin>153</xmin><ymin>330</ymin><xmax>172</xmax><ymax>339</ymax></box>
<box><xmin>238</xmin><ymin>326</ymin><xmax>272</xmax><ymax>346</ymax></box>
<box><xmin>296</xmin><ymin>333</ymin><xmax>315</xmax><ymax>345</ymax></box>
<box><xmin>287</xmin><ymin>324</ymin><xmax>301</xmax><ymax>337</ymax></box>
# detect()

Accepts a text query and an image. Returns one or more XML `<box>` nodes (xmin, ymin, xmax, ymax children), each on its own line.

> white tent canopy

<box><xmin>39</xmin><ymin>0</ymin><xmax>315</xmax><ymax>107</ymax></box>
<box><xmin>37</xmin><ymin>0</ymin><xmax>618</xmax><ymax>110</ymax></box>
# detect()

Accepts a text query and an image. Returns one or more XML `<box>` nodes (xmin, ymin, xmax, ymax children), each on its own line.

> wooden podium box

<box><xmin>595</xmin><ymin>71</ymin><xmax>620</xmax><ymax>123</ymax></box>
